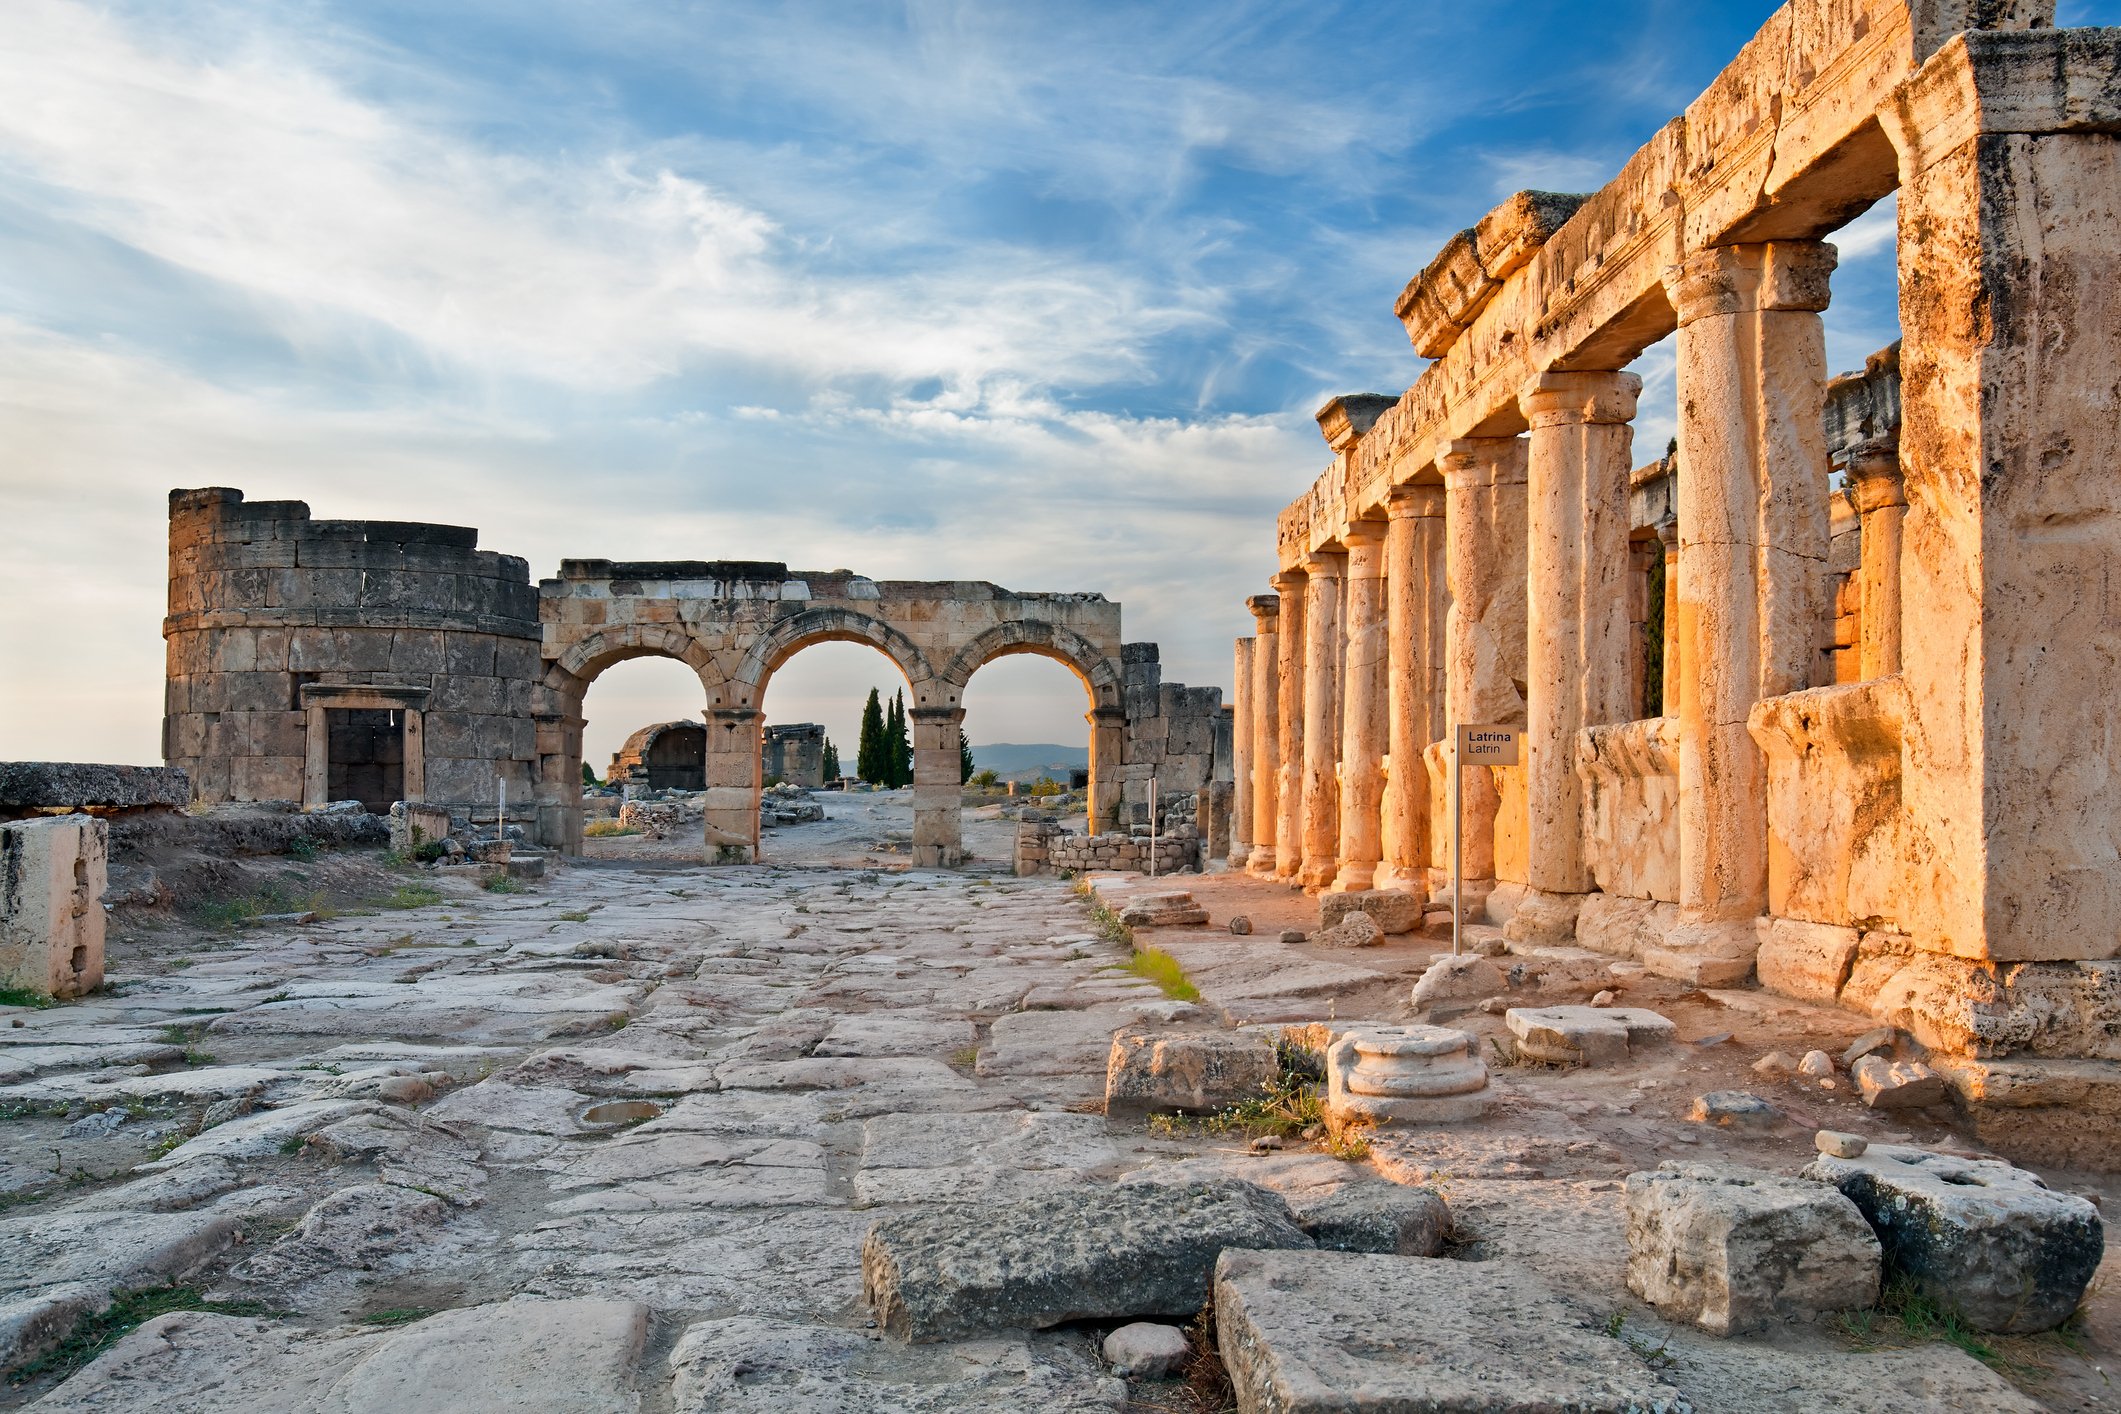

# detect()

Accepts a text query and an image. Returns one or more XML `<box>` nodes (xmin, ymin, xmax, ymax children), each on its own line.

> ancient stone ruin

<box><xmin>1226</xmin><ymin>6</ymin><xmax>2121</xmax><ymax>1167</ymax></box>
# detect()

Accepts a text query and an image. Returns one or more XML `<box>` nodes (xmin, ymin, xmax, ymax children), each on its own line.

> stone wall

<box><xmin>1015</xmin><ymin>821</ymin><xmax>1200</xmax><ymax>877</ymax></box>
<box><xmin>764</xmin><ymin>723</ymin><xmax>826</xmax><ymax>789</ymax></box>
<box><xmin>164</xmin><ymin>488</ymin><xmax>541</xmax><ymax>820</ymax></box>
<box><xmin>1116</xmin><ymin>643</ymin><xmax>1223</xmax><ymax>826</ymax></box>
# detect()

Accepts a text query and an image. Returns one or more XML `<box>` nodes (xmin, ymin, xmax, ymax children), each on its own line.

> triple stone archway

<box><xmin>531</xmin><ymin>559</ymin><xmax>1125</xmax><ymax>866</ymax></box>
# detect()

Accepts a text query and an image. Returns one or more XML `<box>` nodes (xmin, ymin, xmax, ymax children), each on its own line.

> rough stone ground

<box><xmin>0</xmin><ymin>795</ymin><xmax>2111</xmax><ymax>1410</ymax></box>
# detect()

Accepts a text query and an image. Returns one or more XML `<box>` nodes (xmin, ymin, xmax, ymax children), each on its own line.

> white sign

<box><xmin>1456</xmin><ymin>724</ymin><xmax>1521</xmax><ymax>767</ymax></box>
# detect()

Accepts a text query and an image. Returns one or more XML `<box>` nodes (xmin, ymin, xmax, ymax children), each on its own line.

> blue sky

<box><xmin>5</xmin><ymin>0</ymin><xmax>2115</xmax><ymax>769</ymax></box>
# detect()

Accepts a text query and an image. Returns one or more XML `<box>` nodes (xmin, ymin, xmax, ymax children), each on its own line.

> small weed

<box><xmin>947</xmin><ymin>1045</ymin><xmax>980</xmax><ymax>1071</ymax></box>
<box><xmin>277</xmin><ymin>1134</ymin><xmax>309</xmax><ymax>1156</ymax></box>
<box><xmin>0</xmin><ymin>986</ymin><xmax>57</xmax><ymax>1010</ymax></box>
<box><xmin>480</xmin><ymin>872</ymin><xmax>523</xmax><ymax>895</ymax></box>
<box><xmin>166</xmin><ymin>959</ymin><xmax>195</xmax><ymax>971</ymax></box>
<box><xmin>5</xmin><ymin>1286</ymin><xmax>278</xmax><ymax>1386</ymax></box>
<box><xmin>1200</xmin><ymin>1071</ymin><xmax>1323</xmax><ymax>1141</ymax></box>
<box><xmin>1603</xmin><ymin>1312</ymin><xmax>1677</xmax><ymax>1370</ymax></box>
<box><xmin>358</xmin><ymin>1306</ymin><xmax>435</xmax><ymax>1327</ymax></box>
<box><xmin>382</xmin><ymin>883</ymin><xmax>445</xmax><ymax>910</ymax></box>
<box><xmin>286</xmin><ymin>836</ymin><xmax>319</xmax><ymax>862</ymax></box>
<box><xmin>582</xmin><ymin>820</ymin><xmax>640</xmax><ymax>838</ymax></box>
<box><xmin>294</xmin><ymin>1062</ymin><xmax>343</xmax><ymax>1076</ymax></box>
<box><xmin>603</xmin><ymin>1012</ymin><xmax>630</xmax><ymax>1031</ymax></box>
<box><xmin>181</xmin><ymin>1049</ymin><xmax>216</xmax><ymax>1067</ymax></box>
<box><xmin>1124</xmin><ymin>947</ymin><xmax>1200</xmax><ymax>1003</ymax></box>
<box><xmin>258</xmin><ymin>991</ymin><xmax>290</xmax><ymax>1005</ymax></box>
<box><xmin>1322</xmin><ymin>1122</ymin><xmax>1373</xmax><ymax>1162</ymax></box>
<box><xmin>156</xmin><ymin>1022</ymin><xmax>209</xmax><ymax>1046</ymax></box>
<box><xmin>557</xmin><ymin>910</ymin><xmax>593</xmax><ymax>923</ymax></box>
<box><xmin>1836</xmin><ymin>1274</ymin><xmax>2055</xmax><ymax>1377</ymax></box>
<box><xmin>146</xmin><ymin>1132</ymin><xmax>187</xmax><ymax>1160</ymax></box>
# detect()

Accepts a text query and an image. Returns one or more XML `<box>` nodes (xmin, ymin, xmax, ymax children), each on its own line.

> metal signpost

<box><xmin>1452</xmin><ymin>724</ymin><xmax>1521</xmax><ymax>956</ymax></box>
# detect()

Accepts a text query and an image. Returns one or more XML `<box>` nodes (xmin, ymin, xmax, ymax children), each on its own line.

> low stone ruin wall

<box><xmin>1015</xmin><ymin>821</ymin><xmax>1199</xmax><ymax>876</ymax></box>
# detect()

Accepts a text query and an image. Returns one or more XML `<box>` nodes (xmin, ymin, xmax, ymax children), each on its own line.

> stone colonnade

<box><xmin>1225</xmin><ymin>7</ymin><xmax>2121</xmax><ymax>1160</ymax></box>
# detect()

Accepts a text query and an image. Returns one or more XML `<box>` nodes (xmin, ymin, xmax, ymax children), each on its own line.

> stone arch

<box><xmin>938</xmin><ymin>619</ymin><xmax>1125</xmax><ymax>833</ymax></box>
<box><xmin>735</xmin><ymin>607</ymin><xmax>937</xmax><ymax>706</ymax></box>
<box><xmin>935</xmin><ymin>619</ymin><xmax>1122</xmax><ymax>711</ymax></box>
<box><xmin>532</xmin><ymin>624</ymin><xmax>725</xmax><ymax>859</ymax></box>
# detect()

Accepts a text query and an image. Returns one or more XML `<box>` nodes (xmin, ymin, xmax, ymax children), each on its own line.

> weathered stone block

<box><xmin>1117</xmin><ymin>892</ymin><xmax>1208</xmax><ymax>927</ymax></box>
<box><xmin>0</xmin><ymin>763</ymin><xmax>190</xmax><ymax>812</ymax></box>
<box><xmin>1624</xmin><ymin>1162</ymin><xmax>1880</xmax><ymax>1335</ymax></box>
<box><xmin>1755</xmin><ymin>917</ymin><xmax>1862</xmax><ymax>1004</ymax></box>
<box><xmin>1852</xmin><ymin>1055</ymin><xmax>1947</xmax><ymax>1109</ymax></box>
<box><xmin>1804</xmin><ymin>1144</ymin><xmax>2104</xmax><ymax>1333</ymax></box>
<box><xmin>1410</xmin><ymin>954</ymin><xmax>1504</xmax><ymax>1009</ymax></box>
<box><xmin>1311</xmin><ymin>911</ymin><xmax>1383</xmax><ymax>949</ymax></box>
<box><xmin>1215</xmin><ymin>1248</ymin><xmax>1681</xmax><ymax>1413</ymax></box>
<box><xmin>0</xmin><ymin>815</ymin><xmax>106</xmax><ymax>999</ymax></box>
<box><xmin>1319</xmin><ymin>889</ymin><xmax>1422</xmax><ymax>935</ymax></box>
<box><xmin>1104</xmin><ymin>1030</ymin><xmax>1278</xmax><ymax>1121</ymax></box>
<box><xmin>1506</xmin><ymin>1005</ymin><xmax>1674</xmax><ymax>1065</ymax></box>
<box><xmin>1286</xmin><ymin>1184</ymin><xmax>1448</xmax><ymax>1256</ymax></box>
<box><xmin>862</xmin><ymin>1180</ymin><xmax>1311</xmax><ymax>1342</ymax></box>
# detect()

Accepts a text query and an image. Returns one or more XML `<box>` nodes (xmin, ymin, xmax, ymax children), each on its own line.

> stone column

<box><xmin>702</xmin><ymin>706</ymin><xmax>761</xmax><ymax>863</ymax></box>
<box><xmin>1513</xmin><ymin>371</ymin><xmax>1641</xmax><ymax>937</ymax></box>
<box><xmin>1378</xmin><ymin>484</ymin><xmax>1442</xmax><ymax>895</ymax></box>
<box><xmin>1437</xmin><ymin>437</ymin><xmax>1529</xmax><ymax>894</ymax></box>
<box><xmin>1245</xmin><ymin>594</ymin><xmax>1281</xmax><ymax>879</ymax></box>
<box><xmin>1657</xmin><ymin>514</ymin><xmax>1680</xmax><ymax>715</ymax></box>
<box><xmin>1333</xmin><ymin>520</ymin><xmax>1389</xmax><ymax>892</ymax></box>
<box><xmin>1088</xmin><ymin>706</ymin><xmax>1126</xmax><ymax>834</ymax></box>
<box><xmin>1882</xmin><ymin>31</ymin><xmax>2121</xmax><ymax>961</ymax></box>
<box><xmin>1298</xmin><ymin>551</ymin><xmax>1346</xmax><ymax>890</ymax></box>
<box><xmin>1848</xmin><ymin>439</ymin><xmax>1905</xmax><ymax>679</ymax></box>
<box><xmin>910</xmin><ymin>704</ymin><xmax>966</xmax><ymax>869</ymax></box>
<box><xmin>1229</xmin><ymin>636</ymin><xmax>1254</xmax><ymax>869</ymax></box>
<box><xmin>1271</xmin><ymin>568</ymin><xmax>1307</xmax><ymax>881</ymax></box>
<box><xmin>1661</xmin><ymin>239</ymin><xmax>1835</xmax><ymax>971</ymax></box>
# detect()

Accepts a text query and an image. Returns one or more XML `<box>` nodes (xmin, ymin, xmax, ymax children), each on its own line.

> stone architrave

<box><xmin>1230</xmin><ymin>636</ymin><xmax>1254</xmax><ymax>868</ymax></box>
<box><xmin>1879</xmin><ymin>30</ymin><xmax>2121</xmax><ymax>963</ymax></box>
<box><xmin>1379</xmin><ymin>484</ymin><xmax>1442</xmax><ymax>897</ymax></box>
<box><xmin>1245</xmin><ymin>595</ymin><xmax>1281</xmax><ymax>879</ymax></box>
<box><xmin>1514</xmin><ymin>370</ymin><xmax>1642</xmax><ymax>932</ymax></box>
<box><xmin>1436</xmin><ymin>437</ymin><xmax>1529</xmax><ymax>894</ymax></box>
<box><xmin>1271</xmin><ymin>569</ymin><xmax>1307</xmax><ymax>883</ymax></box>
<box><xmin>1297</xmin><ymin>552</ymin><xmax>1346</xmax><ymax>890</ymax></box>
<box><xmin>0</xmin><ymin>815</ymin><xmax>106</xmax><ymax>999</ymax></box>
<box><xmin>1333</xmin><ymin>520</ymin><xmax>1389</xmax><ymax>893</ymax></box>
<box><xmin>1661</xmin><ymin>241</ymin><xmax>1836</xmax><ymax>964</ymax></box>
<box><xmin>1325</xmin><ymin>1025</ymin><xmax>1490</xmax><ymax>1124</ymax></box>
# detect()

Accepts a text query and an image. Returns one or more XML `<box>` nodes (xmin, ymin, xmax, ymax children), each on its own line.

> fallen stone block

<box><xmin>1505</xmin><ymin>1005</ymin><xmax>1674</xmax><ymax>1065</ymax></box>
<box><xmin>1103</xmin><ymin>1321</ymin><xmax>1191</xmax><ymax>1379</ymax></box>
<box><xmin>1410</xmin><ymin>954</ymin><xmax>1505</xmax><ymax>1010</ymax></box>
<box><xmin>1625</xmin><ymin>1162</ymin><xmax>1880</xmax><ymax>1335</ymax></box>
<box><xmin>1</xmin><ymin>814</ymin><xmax>106</xmax><ymax>999</ymax></box>
<box><xmin>1227</xmin><ymin>915</ymin><xmax>1252</xmax><ymax>936</ymax></box>
<box><xmin>1319</xmin><ymin>889</ymin><xmax>1422</xmax><ymax>936</ymax></box>
<box><xmin>1852</xmin><ymin>1055</ymin><xmax>1947</xmax><ymax>1109</ymax></box>
<box><xmin>862</xmin><ymin>1180</ymin><xmax>1312</xmax><ymax>1341</ymax></box>
<box><xmin>1841</xmin><ymin>1026</ymin><xmax>1896</xmax><ymax>1067</ymax></box>
<box><xmin>1803</xmin><ymin>1144</ymin><xmax>2104</xmax><ymax>1332</ymax></box>
<box><xmin>1311</xmin><ymin>911</ymin><xmax>1383</xmax><ymax>949</ymax></box>
<box><xmin>1105</xmin><ymin>1030</ymin><xmax>1279</xmax><ymax>1121</ymax></box>
<box><xmin>1215</xmin><ymin>1248</ymin><xmax>1681</xmax><ymax>1413</ymax></box>
<box><xmin>1325</xmin><ymin>1025</ymin><xmax>1489</xmax><ymax>1125</ymax></box>
<box><xmin>1815</xmin><ymin>1130</ymin><xmax>1867</xmax><ymax>1158</ymax></box>
<box><xmin>1117</xmin><ymin>892</ymin><xmax>1209</xmax><ymax>927</ymax></box>
<box><xmin>1687</xmin><ymin>1091</ymin><xmax>1781</xmax><ymax>1131</ymax></box>
<box><xmin>1287</xmin><ymin>1183</ymin><xmax>1448</xmax><ymax>1256</ymax></box>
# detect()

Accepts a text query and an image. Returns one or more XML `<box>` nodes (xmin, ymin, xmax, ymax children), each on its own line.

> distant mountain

<box><xmin>971</xmin><ymin>742</ymin><xmax>1090</xmax><ymax>782</ymax></box>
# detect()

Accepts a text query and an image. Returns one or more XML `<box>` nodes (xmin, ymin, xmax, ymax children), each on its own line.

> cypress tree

<box><xmin>889</xmin><ymin>690</ymin><xmax>913</xmax><ymax>787</ymax></box>
<box><xmin>856</xmin><ymin>688</ymin><xmax>886</xmax><ymax>783</ymax></box>
<box><xmin>822</xmin><ymin>738</ymin><xmax>840</xmax><ymax>780</ymax></box>
<box><xmin>959</xmin><ymin>730</ymin><xmax>975</xmax><ymax>784</ymax></box>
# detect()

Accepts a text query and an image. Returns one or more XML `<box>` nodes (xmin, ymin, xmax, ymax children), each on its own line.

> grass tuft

<box><xmin>357</xmin><ymin>1306</ymin><xmax>436</xmax><ymax>1327</ymax></box>
<box><xmin>582</xmin><ymin>820</ymin><xmax>640</xmax><ymax>838</ymax></box>
<box><xmin>0</xmin><ymin>986</ymin><xmax>56</xmax><ymax>1010</ymax></box>
<box><xmin>5</xmin><ymin>1286</ymin><xmax>278</xmax><ymax>1386</ymax></box>
<box><xmin>381</xmin><ymin>883</ymin><xmax>445</xmax><ymax>910</ymax></box>
<box><xmin>1123</xmin><ymin>947</ymin><xmax>1200</xmax><ymax>1003</ymax></box>
<box><xmin>479</xmin><ymin>872</ymin><xmax>523</xmax><ymax>894</ymax></box>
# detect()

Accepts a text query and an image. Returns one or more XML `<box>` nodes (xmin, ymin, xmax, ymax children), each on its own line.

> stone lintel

<box><xmin>1394</xmin><ymin>192</ymin><xmax>1589</xmax><ymax>358</ymax></box>
<box><xmin>1886</xmin><ymin>28</ymin><xmax>2121</xmax><ymax>178</ymax></box>
<box><xmin>1314</xmin><ymin>395</ymin><xmax>1399</xmax><ymax>454</ymax></box>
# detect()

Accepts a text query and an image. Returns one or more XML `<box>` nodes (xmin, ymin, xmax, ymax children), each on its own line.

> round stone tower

<box><xmin>162</xmin><ymin>487</ymin><xmax>542</xmax><ymax>821</ymax></box>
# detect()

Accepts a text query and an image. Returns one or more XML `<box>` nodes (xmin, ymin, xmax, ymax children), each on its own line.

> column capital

<box><xmin>1268</xmin><ymin>567</ymin><xmax>1307</xmax><ymax>594</ymax></box>
<box><xmin>1340</xmin><ymin>518</ymin><xmax>1388</xmax><ymax>551</ymax></box>
<box><xmin>1655</xmin><ymin>511</ymin><xmax>1679</xmax><ymax>554</ymax></box>
<box><xmin>1848</xmin><ymin>440</ymin><xmax>1907</xmax><ymax>512</ymax></box>
<box><xmin>1661</xmin><ymin>241</ymin><xmax>1837</xmax><ymax>325</ymax></box>
<box><xmin>1301</xmin><ymin>549</ymin><xmax>1346</xmax><ymax>579</ymax></box>
<box><xmin>1386</xmin><ymin>483</ymin><xmax>1445</xmax><ymax>519</ymax></box>
<box><xmin>1436</xmin><ymin>436</ymin><xmax>1528</xmax><ymax>491</ymax></box>
<box><xmin>909</xmin><ymin>704</ymin><xmax>965</xmax><ymax>725</ymax></box>
<box><xmin>1517</xmin><ymin>369</ymin><xmax>1642</xmax><ymax>428</ymax></box>
<box><xmin>1087</xmin><ymin>705</ymin><xmax>1127</xmax><ymax>727</ymax></box>
<box><xmin>1245</xmin><ymin>593</ymin><xmax>1281</xmax><ymax>628</ymax></box>
<box><xmin>705</xmin><ymin>707</ymin><xmax>759</xmax><ymax>725</ymax></box>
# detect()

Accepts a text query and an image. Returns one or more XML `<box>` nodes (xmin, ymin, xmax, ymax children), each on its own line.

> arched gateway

<box><xmin>161</xmin><ymin>491</ymin><xmax>1219</xmax><ymax>869</ymax></box>
<box><xmin>537</xmin><ymin>561</ymin><xmax>1125</xmax><ymax>866</ymax></box>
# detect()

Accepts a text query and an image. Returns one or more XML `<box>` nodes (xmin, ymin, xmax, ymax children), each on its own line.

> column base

<box><xmin>911</xmin><ymin>844</ymin><xmax>965</xmax><ymax>870</ymax></box>
<box><xmin>1369</xmin><ymin>864</ymin><xmax>1427</xmax><ymax>900</ymax></box>
<box><xmin>1228</xmin><ymin>844</ymin><xmax>1253</xmax><ymax>871</ymax></box>
<box><xmin>1502</xmin><ymin>889</ymin><xmax>1588</xmax><ymax>946</ymax></box>
<box><xmin>1297</xmin><ymin>855</ymin><xmax>1340</xmax><ymax>892</ymax></box>
<box><xmin>1245</xmin><ymin>846</ymin><xmax>1278</xmax><ymax>879</ymax></box>
<box><xmin>1641</xmin><ymin>913</ymin><xmax>1761</xmax><ymax>987</ymax></box>
<box><xmin>1327</xmin><ymin>861</ymin><xmax>1379</xmax><ymax>894</ymax></box>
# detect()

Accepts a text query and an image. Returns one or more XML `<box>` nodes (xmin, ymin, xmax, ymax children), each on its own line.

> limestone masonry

<box><xmin>1225</xmin><ymin>1</ymin><xmax>2121</xmax><ymax>1163</ymax></box>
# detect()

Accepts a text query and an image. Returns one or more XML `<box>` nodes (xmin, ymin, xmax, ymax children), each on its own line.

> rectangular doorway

<box><xmin>327</xmin><ymin>708</ymin><xmax>404</xmax><ymax>813</ymax></box>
